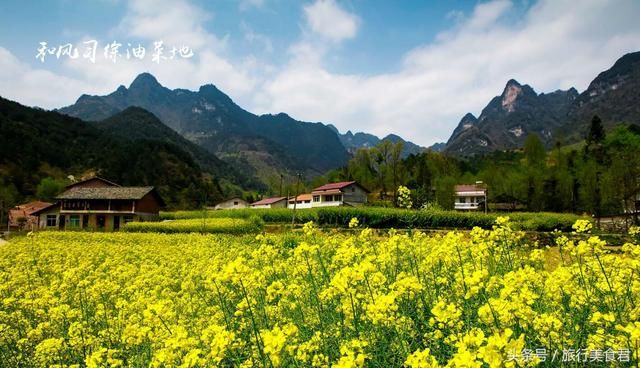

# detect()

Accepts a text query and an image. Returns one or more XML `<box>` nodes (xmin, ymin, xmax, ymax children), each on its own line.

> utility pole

<box><xmin>292</xmin><ymin>173</ymin><xmax>302</xmax><ymax>226</ymax></box>
<box><xmin>279</xmin><ymin>174</ymin><xmax>284</xmax><ymax>198</ymax></box>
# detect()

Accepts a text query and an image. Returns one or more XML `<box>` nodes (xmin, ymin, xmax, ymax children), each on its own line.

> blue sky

<box><xmin>1</xmin><ymin>0</ymin><xmax>639</xmax><ymax>146</ymax></box>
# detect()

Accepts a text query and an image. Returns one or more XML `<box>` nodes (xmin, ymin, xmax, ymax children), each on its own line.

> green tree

<box><xmin>36</xmin><ymin>177</ymin><xmax>68</xmax><ymax>202</ymax></box>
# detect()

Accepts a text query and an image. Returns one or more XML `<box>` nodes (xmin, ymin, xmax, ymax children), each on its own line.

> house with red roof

<box><xmin>8</xmin><ymin>201</ymin><xmax>52</xmax><ymax>231</ymax></box>
<box><xmin>250</xmin><ymin>197</ymin><xmax>288</xmax><ymax>209</ymax></box>
<box><xmin>310</xmin><ymin>181</ymin><xmax>369</xmax><ymax>207</ymax></box>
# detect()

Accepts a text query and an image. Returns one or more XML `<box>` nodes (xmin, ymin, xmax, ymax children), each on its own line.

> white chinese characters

<box><xmin>36</xmin><ymin>40</ymin><xmax>194</xmax><ymax>63</ymax></box>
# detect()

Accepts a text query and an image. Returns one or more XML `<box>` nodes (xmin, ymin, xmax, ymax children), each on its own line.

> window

<box><xmin>324</xmin><ymin>195</ymin><xmax>333</xmax><ymax>202</ymax></box>
<box><xmin>459</xmin><ymin>197</ymin><xmax>466</xmax><ymax>204</ymax></box>
<box><xmin>46</xmin><ymin>215</ymin><xmax>57</xmax><ymax>227</ymax></box>
<box><xmin>313</xmin><ymin>195</ymin><xmax>320</xmax><ymax>202</ymax></box>
<box><xmin>352</xmin><ymin>187</ymin><xmax>355</xmax><ymax>192</ymax></box>
<box><xmin>69</xmin><ymin>215</ymin><xmax>80</xmax><ymax>228</ymax></box>
<box><xmin>335</xmin><ymin>194</ymin><xmax>342</xmax><ymax>202</ymax></box>
<box><xmin>234</xmin><ymin>201</ymin><xmax>239</xmax><ymax>205</ymax></box>
<box><xmin>123</xmin><ymin>215</ymin><xmax>134</xmax><ymax>224</ymax></box>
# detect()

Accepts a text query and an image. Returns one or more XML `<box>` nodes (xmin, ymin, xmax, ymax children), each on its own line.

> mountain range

<box><xmin>445</xmin><ymin>51</ymin><xmax>640</xmax><ymax>155</ymax></box>
<box><xmin>59</xmin><ymin>73</ymin><xmax>423</xmax><ymax>183</ymax></box>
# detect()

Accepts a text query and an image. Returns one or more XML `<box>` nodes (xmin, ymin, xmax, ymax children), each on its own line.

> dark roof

<box><xmin>57</xmin><ymin>186</ymin><xmax>155</xmax><ymax>200</ymax></box>
<box><xmin>66</xmin><ymin>176</ymin><xmax>120</xmax><ymax>189</ymax></box>
<box><xmin>251</xmin><ymin>197</ymin><xmax>286</xmax><ymax>205</ymax></box>
<box><xmin>312</xmin><ymin>181</ymin><xmax>370</xmax><ymax>193</ymax></box>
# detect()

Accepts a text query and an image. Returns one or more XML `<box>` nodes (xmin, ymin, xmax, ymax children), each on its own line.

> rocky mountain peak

<box><xmin>129</xmin><ymin>72</ymin><xmax>161</xmax><ymax>90</ymax></box>
<box><xmin>501</xmin><ymin>79</ymin><xmax>524</xmax><ymax>113</ymax></box>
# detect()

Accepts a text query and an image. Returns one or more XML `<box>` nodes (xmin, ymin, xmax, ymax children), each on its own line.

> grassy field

<box><xmin>161</xmin><ymin>207</ymin><xmax>586</xmax><ymax>232</ymax></box>
<box><xmin>0</xmin><ymin>218</ymin><xmax>638</xmax><ymax>366</ymax></box>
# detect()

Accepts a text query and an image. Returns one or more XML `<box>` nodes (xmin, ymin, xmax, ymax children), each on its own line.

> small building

<box><xmin>31</xmin><ymin>177</ymin><xmax>165</xmax><ymax>231</ymax></box>
<box><xmin>287</xmin><ymin>194</ymin><xmax>313</xmax><ymax>209</ymax></box>
<box><xmin>454</xmin><ymin>183</ymin><xmax>487</xmax><ymax>211</ymax></box>
<box><xmin>213</xmin><ymin>197</ymin><xmax>249</xmax><ymax>210</ymax></box>
<box><xmin>250</xmin><ymin>197</ymin><xmax>288</xmax><ymax>209</ymax></box>
<box><xmin>311</xmin><ymin>181</ymin><xmax>369</xmax><ymax>207</ymax></box>
<box><xmin>8</xmin><ymin>201</ymin><xmax>52</xmax><ymax>231</ymax></box>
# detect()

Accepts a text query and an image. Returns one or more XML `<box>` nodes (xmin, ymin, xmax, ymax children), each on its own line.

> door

<box><xmin>58</xmin><ymin>215</ymin><xmax>65</xmax><ymax>230</ymax></box>
<box><xmin>97</xmin><ymin>215</ymin><xmax>106</xmax><ymax>230</ymax></box>
<box><xmin>113</xmin><ymin>216</ymin><xmax>120</xmax><ymax>231</ymax></box>
<box><xmin>82</xmin><ymin>215</ymin><xmax>89</xmax><ymax>229</ymax></box>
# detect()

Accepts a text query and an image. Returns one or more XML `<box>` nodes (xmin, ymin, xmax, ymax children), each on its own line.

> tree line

<box><xmin>314</xmin><ymin>116</ymin><xmax>640</xmax><ymax>219</ymax></box>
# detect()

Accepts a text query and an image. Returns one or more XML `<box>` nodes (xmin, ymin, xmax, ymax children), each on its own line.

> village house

<box><xmin>31</xmin><ymin>177</ymin><xmax>165</xmax><ymax>231</ymax></box>
<box><xmin>454</xmin><ymin>182</ymin><xmax>487</xmax><ymax>212</ymax></box>
<box><xmin>287</xmin><ymin>194</ymin><xmax>313</xmax><ymax>209</ymax></box>
<box><xmin>311</xmin><ymin>181</ymin><xmax>369</xmax><ymax>207</ymax></box>
<box><xmin>7</xmin><ymin>201</ymin><xmax>52</xmax><ymax>231</ymax></box>
<box><xmin>212</xmin><ymin>197</ymin><xmax>249</xmax><ymax>210</ymax></box>
<box><xmin>250</xmin><ymin>197</ymin><xmax>287</xmax><ymax>209</ymax></box>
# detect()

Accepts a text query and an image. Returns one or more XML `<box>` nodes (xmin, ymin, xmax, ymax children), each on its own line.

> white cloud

<box><xmin>303</xmin><ymin>0</ymin><xmax>360</xmax><ymax>43</ymax></box>
<box><xmin>0</xmin><ymin>0</ymin><xmax>257</xmax><ymax>109</ymax></box>
<box><xmin>255</xmin><ymin>0</ymin><xmax>640</xmax><ymax>146</ymax></box>
<box><xmin>2</xmin><ymin>0</ymin><xmax>640</xmax><ymax>148</ymax></box>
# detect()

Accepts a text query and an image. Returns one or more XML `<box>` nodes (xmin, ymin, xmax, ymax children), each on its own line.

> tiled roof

<box><xmin>66</xmin><ymin>176</ymin><xmax>120</xmax><ymax>188</ymax></box>
<box><xmin>57</xmin><ymin>187</ymin><xmax>155</xmax><ymax>200</ymax></box>
<box><xmin>312</xmin><ymin>189</ymin><xmax>342</xmax><ymax>195</ymax></box>
<box><xmin>289</xmin><ymin>194</ymin><xmax>312</xmax><ymax>202</ymax></box>
<box><xmin>312</xmin><ymin>181</ymin><xmax>356</xmax><ymax>192</ymax></box>
<box><xmin>251</xmin><ymin>197</ymin><xmax>286</xmax><ymax>205</ymax></box>
<box><xmin>455</xmin><ymin>184</ymin><xmax>486</xmax><ymax>193</ymax></box>
<box><xmin>15</xmin><ymin>201</ymin><xmax>53</xmax><ymax>215</ymax></box>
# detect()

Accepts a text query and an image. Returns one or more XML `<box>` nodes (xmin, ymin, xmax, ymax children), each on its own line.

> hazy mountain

<box><xmin>428</xmin><ymin>142</ymin><xmax>446</xmax><ymax>152</ymax></box>
<box><xmin>59</xmin><ymin>73</ymin><xmax>349</xmax><ymax>181</ymax></box>
<box><xmin>327</xmin><ymin>124</ymin><xmax>425</xmax><ymax>158</ymax></box>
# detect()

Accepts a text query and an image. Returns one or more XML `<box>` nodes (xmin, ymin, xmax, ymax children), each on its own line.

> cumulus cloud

<box><xmin>303</xmin><ymin>0</ymin><xmax>360</xmax><ymax>43</ymax></box>
<box><xmin>255</xmin><ymin>0</ymin><xmax>640</xmax><ymax>145</ymax></box>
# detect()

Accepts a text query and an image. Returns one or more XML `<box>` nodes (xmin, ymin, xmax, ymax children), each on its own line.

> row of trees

<box><xmin>318</xmin><ymin>116</ymin><xmax>640</xmax><ymax>218</ymax></box>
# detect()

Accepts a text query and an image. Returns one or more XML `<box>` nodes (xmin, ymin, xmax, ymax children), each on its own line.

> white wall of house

<box><xmin>311</xmin><ymin>193</ymin><xmax>344</xmax><ymax>207</ymax></box>
<box><xmin>251</xmin><ymin>200</ymin><xmax>287</xmax><ymax>209</ymax></box>
<box><xmin>454</xmin><ymin>192</ymin><xmax>485</xmax><ymax>210</ymax></box>
<box><xmin>214</xmin><ymin>198</ymin><xmax>248</xmax><ymax>210</ymax></box>
<box><xmin>287</xmin><ymin>200</ymin><xmax>313</xmax><ymax>209</ymax></box>
<box><xmin>38</xmin><ymin>209</ymin><xmax>61</xmax><ymax>229</ymax></box>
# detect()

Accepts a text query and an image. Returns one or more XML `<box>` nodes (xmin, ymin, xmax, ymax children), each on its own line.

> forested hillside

<box><xmin>0</xmin><ymin>97</ymin><xmax>241</xmax><ymax>214</ymax></box>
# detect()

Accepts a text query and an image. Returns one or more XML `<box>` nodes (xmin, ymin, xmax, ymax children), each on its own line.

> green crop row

<box><xmin>160</xmin><ymin>207</ymin><xmax>585</xmax><ymax>232</ymax></box>
<box><xmin>123</xmin><ymin>217</ymin><xmax>263</xmax><ymax>234</ymax></box>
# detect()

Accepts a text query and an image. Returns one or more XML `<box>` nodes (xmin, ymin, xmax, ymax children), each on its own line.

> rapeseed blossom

<box><xmin>0</xmin><ymin>218</ymin><xmax>637</xmax><ymax>366</ymax></box>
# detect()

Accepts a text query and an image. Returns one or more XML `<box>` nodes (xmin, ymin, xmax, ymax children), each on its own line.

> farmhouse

<box><xmin>250</xmin><ymin>197</ymin><xmax>287</xmax><ymax>209</ymax></box>
<box><xmin>8</xmin><ymin>201</ymin><xmax>52</xmax><ymax>231</ymax></box>
<box><xmin>454</xmin><ymin>183</ymin><xmax>487</xmax><ymax>211</ymax></box>
<box><xmin>31</xmin><ymin>177</ymin><xmax>165</xmax><ymax>231</ymax></box>
<box><xmin>287</xmin><ymin>194</ymin><xmax>313</xmax><ymax>209</ymax></box>
<box><xmin>311</xmin><ymin>181</ymin><xmax>369</xmax><ymax>207</ymax></box>
<box><xmin>212</xmin><ymin>197</ymin><xmax>249</xmax><ymax>210</ymax></box>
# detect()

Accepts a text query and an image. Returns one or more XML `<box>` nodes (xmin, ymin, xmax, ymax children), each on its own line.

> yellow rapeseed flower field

<box><xmin>0</xmin><ymin>218</ymin><xmax>638</xmax><ymax>367</ymax></box>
